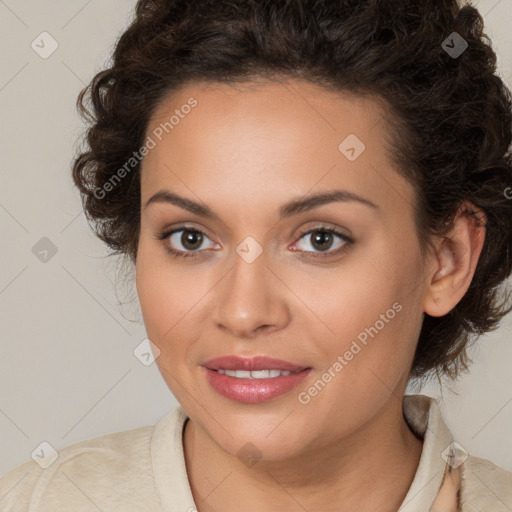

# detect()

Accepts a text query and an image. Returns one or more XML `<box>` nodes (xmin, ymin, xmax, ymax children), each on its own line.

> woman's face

<box><xmin>136</xmin><ymin>78</ymin><xmax>431</xmax><ymax>460</ymax></box>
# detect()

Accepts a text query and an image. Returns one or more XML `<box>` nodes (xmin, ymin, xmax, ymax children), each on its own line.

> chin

<box><xmin>200</xmin><ymin>411</ymin><xmax>313</xmax><ymax>460</ymax></box>
<box><xmin>218</xmin><ymin>433</ymin><xmax>307</xmax><ymax>464</ymax></box>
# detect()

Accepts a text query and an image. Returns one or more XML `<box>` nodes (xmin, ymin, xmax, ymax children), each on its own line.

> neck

<box><xmin>183</xmin><ymin>393</ymin><xmax>424</xmax><ymax>512</ymax></box>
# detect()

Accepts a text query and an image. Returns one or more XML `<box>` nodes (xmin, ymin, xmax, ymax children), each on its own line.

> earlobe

<box><xmin>423</xmin><ymin>202</ymin><xmax>486</xmax><ymax>317</ymax></box>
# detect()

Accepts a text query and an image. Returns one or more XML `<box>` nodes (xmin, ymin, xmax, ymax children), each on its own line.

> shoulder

<box><xmin>0</xmin><ymin>423</ymin><xmax>160</xmax><ymax>511</ymax></box>
<box><xmin>461</xmin><ymin>454</ymin><xmax>512</xmax><ymax>511</ymax></box>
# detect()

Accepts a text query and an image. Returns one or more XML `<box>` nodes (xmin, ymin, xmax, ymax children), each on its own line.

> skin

<box><xmin>135</xmin><ymin>78</ymin><xmax>485</xmax><ymax>512</ymax></box>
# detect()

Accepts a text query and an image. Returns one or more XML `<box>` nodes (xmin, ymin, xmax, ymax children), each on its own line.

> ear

<box><xmin>423</xmin><ymin>201</ymin><xmax>486</xmax><ymax>317</ymax></box>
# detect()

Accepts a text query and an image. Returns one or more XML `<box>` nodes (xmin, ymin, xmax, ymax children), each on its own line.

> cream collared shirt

<box><xmin>1</xmin><ymin>394</ymin><xmax>511</xmax><ymax>511</ymax></box>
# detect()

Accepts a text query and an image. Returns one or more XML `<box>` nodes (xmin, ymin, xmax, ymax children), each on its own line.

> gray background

<box><xmin>1</xmin><ymin>0</ymin><xmax>511</xmax><ymax>477</ymax></box>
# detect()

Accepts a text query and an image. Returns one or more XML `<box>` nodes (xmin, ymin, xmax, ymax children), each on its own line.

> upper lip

<box><xmin>202</xmin><ymin>355</ymin><xmax>309</xmax><ymax>372</ymax></box>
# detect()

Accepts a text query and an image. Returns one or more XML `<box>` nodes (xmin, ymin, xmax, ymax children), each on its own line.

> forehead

<box><xmin>140</xmin><ymin>78</ymin><xmax>414</xmax><ymax>219</ymax></box>
<box><xmin>145</xmin><ymin>78</ymin><xmax>387</xmax><ymax>152</ymax></box>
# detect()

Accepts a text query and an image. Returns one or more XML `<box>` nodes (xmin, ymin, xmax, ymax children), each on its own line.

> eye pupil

<box><xmin>312</xmin><ymin>230</ymin><xmax>333</xmax><ymax>251</ymax></box>
<box><xmin>182</xmin><ymin>230</ymin><xmax>203</xmax><ymax>250</ymax></box>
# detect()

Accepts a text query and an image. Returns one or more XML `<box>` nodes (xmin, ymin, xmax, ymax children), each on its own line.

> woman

<box><xmin>1</xmin><ymin>0</ymin><xmax>511</xmax><ymax>510</ymax></box>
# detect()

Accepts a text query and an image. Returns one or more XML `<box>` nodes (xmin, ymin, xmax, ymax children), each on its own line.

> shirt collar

<box><xmin>398</xmin><ymin>394</ymin><xmax>456</xmax><ymax>511</ymax></box>
<box><xmin>151</xmin><ymin>394</ymin><xmax>454</xmax><ymax>512</ymax></box>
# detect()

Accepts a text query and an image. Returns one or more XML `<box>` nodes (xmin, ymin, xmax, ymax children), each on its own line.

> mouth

<box><xmin>201</xmin><ymin>355</ymin><xmax>312</xmax><ymax>403</ymax></box>
<box><xmin>215</xmin><ymin>368</ymin><xmax>301</xmax><ymax>378</ymax></box>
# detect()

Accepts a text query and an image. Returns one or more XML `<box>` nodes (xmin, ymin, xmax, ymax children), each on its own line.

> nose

<box><xmin>212</xmin><ymin>248</ymin><xmax>291</xmax><ymax>339</ymax></box>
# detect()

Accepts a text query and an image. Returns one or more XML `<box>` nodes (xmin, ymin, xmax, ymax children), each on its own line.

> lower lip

<box><xmin>203</xmin><ymin>367</ymin><xmax>312</xmax><ymax>404</ymax></box>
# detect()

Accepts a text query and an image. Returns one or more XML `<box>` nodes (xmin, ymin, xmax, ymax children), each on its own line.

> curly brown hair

<box><xmin>72</xmin><ymin>0</ymin><xmax>512</xmax><ymax>382</ymax></box>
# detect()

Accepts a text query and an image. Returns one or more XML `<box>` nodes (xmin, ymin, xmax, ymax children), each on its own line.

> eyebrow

<box><xmin>144</xmin><ymin>189</ymin><xmax>379</xmax><ymax>220</ymax></box>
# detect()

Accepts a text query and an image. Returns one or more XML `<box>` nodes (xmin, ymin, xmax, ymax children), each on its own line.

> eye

<box><xmin>155</xmin><ymin>225</ymin><xmax>353</xmax><ymax>260</ymax></box>
<box><xmin>156</xmin><ymin>227</ymin><xmax>219</xmax><ymax>259</ymax></box>
<box><xmin>292</xmin><ymin>227</ymin><xmax>353</xmax><ymax>257</ymax></box>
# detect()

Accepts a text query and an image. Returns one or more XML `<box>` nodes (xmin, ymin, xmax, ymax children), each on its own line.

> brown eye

<box><xmin>292</xmin><ymin>226</ymin><xmax>353</xmax><ymax>258</ymax></box>
<box><xmin>157</xmin><ymin>227</ymin><xmax>218</xmax><ymax>259</ymax></box>
<box><xmin>296</xmin><ymin>228</ymin><xmax>349</xmax><ymax>254</ymax></box>
<box><xmin>180</xmin><ymin>229</ymin><xmax>204</xmax><ymax>250</ymax></box>
<box><xmin>310</xmin><ymin>230</ymin><xmax>334</xmax><ymax>251</ymax></box>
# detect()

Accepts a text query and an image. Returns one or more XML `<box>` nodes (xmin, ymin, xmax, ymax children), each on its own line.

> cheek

<box><xmin>135</xmin><ymin>240</ymin><xmax>188</xmax><ymax>345</ymax></box>
<box><xmin>134</xmin><ymin>239</ymin><xmax>216</xmax><ymax>365</ymax></box>
<box><xmin>306</xmin><ymin>241</ymin><xmax>424</xmax><ymax>383</ymax></box>
<box><xmin>135</xmin><ymin>247</ymin><xmax>196</xmax><ymax>401</ymax></box>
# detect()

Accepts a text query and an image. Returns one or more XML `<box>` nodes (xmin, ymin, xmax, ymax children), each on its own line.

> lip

<box><xmin>202</xmin><ymin>355</ymin><xmax>312</xmax><ymax>404</ymax></box>
<box><xmin>202</xmin><ymin>355</ymin><xmax>309</xmax><ymax>372</ymax></box>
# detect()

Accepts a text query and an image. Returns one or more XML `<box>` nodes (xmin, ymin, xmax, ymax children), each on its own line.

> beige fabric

<box><xmin>1</xmin><ymin>394</ymin><xmax>511</xmax><ymax>511</ymax></box>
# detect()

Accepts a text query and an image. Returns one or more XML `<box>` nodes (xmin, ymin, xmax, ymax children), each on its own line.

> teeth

<box><xmin>217</xmin><ymin>369</ymin><xmax>295</xmax><ymax>378</ymax></box>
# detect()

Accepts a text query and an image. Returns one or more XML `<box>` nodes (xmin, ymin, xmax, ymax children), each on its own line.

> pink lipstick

<box><xmin>202</xmin><ymin>355</ymin><xmax>311</xmax><ymax>403</ymax></box>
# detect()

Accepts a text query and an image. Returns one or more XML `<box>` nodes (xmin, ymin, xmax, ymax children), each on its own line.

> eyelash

<box><xmin>155</xmin><ymin>225</ymin><xmax>354</xmax><ymax>260</ymax></box>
